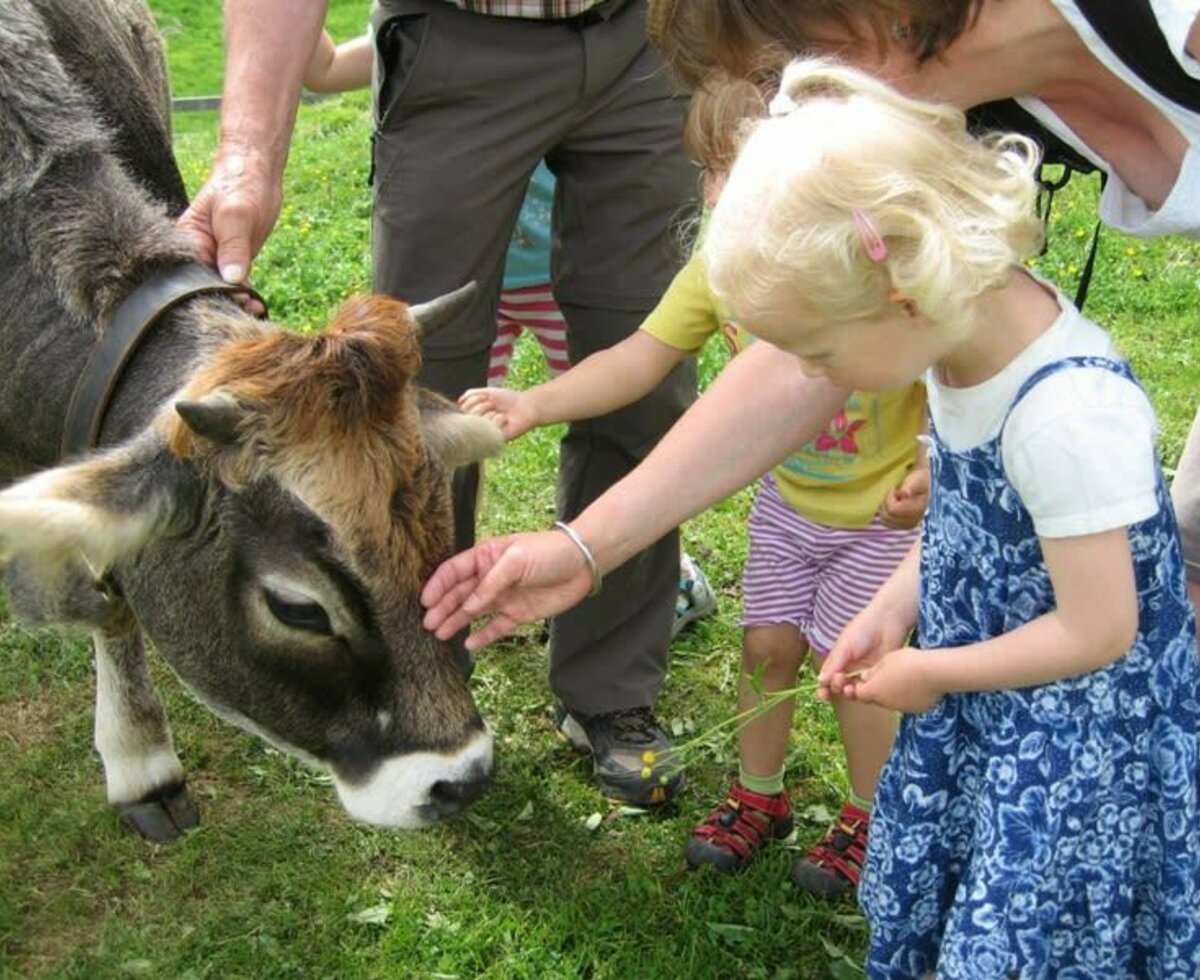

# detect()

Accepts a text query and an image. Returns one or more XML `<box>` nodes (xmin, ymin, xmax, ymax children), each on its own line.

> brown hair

<box><xmin>682</xmin><ymin>72</ymin><xmax>768</xmax><ymax>174</ymax></box>
<box><xmin>648</xmin><ymin>1</ymin><xmax>987</xmax><ymax>89</ymax></box>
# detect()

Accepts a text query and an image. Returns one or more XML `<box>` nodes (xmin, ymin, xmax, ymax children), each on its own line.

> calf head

<box><xmin>0</xmin><ymin>292</ymin><xmax>503</xmax><ymax>828</ymax></box>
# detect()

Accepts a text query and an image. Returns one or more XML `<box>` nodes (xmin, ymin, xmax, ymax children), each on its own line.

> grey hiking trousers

<box><xmin>369</xmin><ymin>0</ymin><xmax>697</xmax><ymax>713</ymax></box>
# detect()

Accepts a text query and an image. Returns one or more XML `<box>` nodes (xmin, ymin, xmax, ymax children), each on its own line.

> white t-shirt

<box><xmin>1018</xmin><ymin>0</ymin><xmax>1200</xmax><ymax>238</ymax></box>
<box><xmin>925</xmin><ymin>291</ymin><xmax>1160</xmax><ymax>539</ymax></box>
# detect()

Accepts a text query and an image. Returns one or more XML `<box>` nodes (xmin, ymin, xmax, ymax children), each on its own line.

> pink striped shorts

<box><xmin>741</xmin><ymin>474</ymin><xmax>919</xmax><ymax>656</ymax></box>
<box><xmin>488</xmin><ymin>284</ymin><xmax>570</xmax><ymax>385</ymax></box>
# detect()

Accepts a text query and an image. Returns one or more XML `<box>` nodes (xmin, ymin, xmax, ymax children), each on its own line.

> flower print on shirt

<box><xmin>814</xmin><ymin>409</ymin><xmax>866</xmax><ymax>455</ymax></box>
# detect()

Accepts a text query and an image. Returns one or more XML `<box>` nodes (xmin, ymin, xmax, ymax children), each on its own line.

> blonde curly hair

<box><xmin>704</xmin><ymin>57</ymin><xmax>1043</xmax><ymax>340</ymax></box>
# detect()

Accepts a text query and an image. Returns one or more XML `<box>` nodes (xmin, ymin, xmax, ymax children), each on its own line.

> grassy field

<box><xmin>2</xmin><ymin>3</ymin><xmax>1199</xmax><ymax>978</ymax></box>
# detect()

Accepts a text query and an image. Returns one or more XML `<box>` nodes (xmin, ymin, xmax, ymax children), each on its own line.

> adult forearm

<box><xmin>219</xmin><ymin>1</ymin><xmax>329</xmax><ymax>177</ymax></box>
<box><xmin>572</xmin><ymin>341</ymin><xmax>848</xmax><ymax>571</ymax></box>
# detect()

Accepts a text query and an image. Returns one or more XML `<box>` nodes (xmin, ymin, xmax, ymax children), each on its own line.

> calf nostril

<box><xmin>428</xmin><ymin>766</ymin><xmax>491</xmax><ymax>816</ymax></box>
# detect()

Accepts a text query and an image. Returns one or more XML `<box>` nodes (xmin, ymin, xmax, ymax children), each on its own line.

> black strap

<box><xmin>61</xmin><ymin>263</ymin><xmax>264</xmax><ymax>459</ymax></box>
<box><xmin>1074</xmin><ymin>0</ymin><xmax>1200</xmax><ymax>113</ymax></box>
<box><xmin>967</xmin><ymin>100</ymin><xmax>1097</xmax><ymax>176</ymax></box>
<box><xmin>967</xmin><ymin>99</ymin><xmax>1104</xmax><ymax>310</ymax></box>
<box><xmin>1073</xmin><ymin>218</ymin><xmax>1103</xmax><ymax>310</ymax></box>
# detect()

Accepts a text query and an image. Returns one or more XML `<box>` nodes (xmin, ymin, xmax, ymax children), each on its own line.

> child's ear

<box><xmin>887</xmin><ymin>289</ymin><xmax>920</xmax><ymax>318</ymax></box>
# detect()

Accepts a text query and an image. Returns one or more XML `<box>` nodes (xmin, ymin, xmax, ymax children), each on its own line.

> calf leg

<box><xmin>93</xmin><ymin>621</ymin><xmax>198</xmax><ymax>842</ymax></box>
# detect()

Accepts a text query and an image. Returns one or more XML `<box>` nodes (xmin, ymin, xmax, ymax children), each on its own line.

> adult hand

<box><xmin>879</xmin><ymin>466</ymin><xmax>929</xmax><ymax>530</ymax></box>
<box><xmin>176</xmin><ymin>145</ymin><xmax>282</xmax><ymax>308</ymax></box>
<box><xmin>458</xmin><ymin>387</ymin><xmax>538</xmax><ymax>441</ymax></box>
<box><xmin>421</xmin><ymin>530</ymin><xmax>594</xmax><ymax>650</ymax></box>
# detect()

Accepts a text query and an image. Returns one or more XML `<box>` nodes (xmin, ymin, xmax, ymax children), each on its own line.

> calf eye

<box><xmin>262</xmin><ymin>587</ymin><xmax>333</xmax><ymax>635</ymax></box>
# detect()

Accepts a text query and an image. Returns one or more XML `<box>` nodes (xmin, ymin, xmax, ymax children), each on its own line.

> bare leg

<box><xmin>737</xmin><ymin>625</ymin><xmax>807</xmax><ymax>779</ymax></box>
<box><xmin>824</xmin><ymin>674</ymin><xmax>897</xmax><ymax>802</ymax></box>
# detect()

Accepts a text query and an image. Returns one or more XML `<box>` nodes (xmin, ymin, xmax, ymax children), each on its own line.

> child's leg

<box><xmin>792</xmin><ymin>517</ymin><xmax>918</xmax><ymax>899</ymax></box>
<box><xmin>815</xmin><ymin>657</ymin><xmax>896</xmax><ymax>806</ymax></box>
<box><xmin>519</xmin><ymin>284</ymin><xmax>570</xmax><ymax>377</ymax></box>
<box><xmin>685</xmin><ymin>478</ymin><xmax>817</xmax><ymax>874</ymax></box>
<box><xmin>684</xmin><ymin>626</ymin><xmax>805</xmax><ymax>873</ymax></box>
<box><xmin>487</xmin><ymin>294</ymin><xmax>526</xmax><ymax>386</ymax></box>
<box><xmin>736</xmin><ymin>624</ymin><xmax>807</xmax><ymax>791</ymax></box>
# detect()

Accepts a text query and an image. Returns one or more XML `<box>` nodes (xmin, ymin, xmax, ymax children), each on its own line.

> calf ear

<box><xmin>417</xmin><ymin>389</ymin><xmax>505</xmax><ymax>469</ymax></box>
<box><xmin>0</xmin><ymin>434</ymin><xmax>190</xmax><ymax>578</ymax></box>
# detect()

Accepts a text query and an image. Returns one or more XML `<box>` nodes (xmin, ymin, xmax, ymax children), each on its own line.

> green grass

<box><xmin>3</xmin><ymin>5</ymin><xmax>1200</xmax><ymax>979</ymax></box>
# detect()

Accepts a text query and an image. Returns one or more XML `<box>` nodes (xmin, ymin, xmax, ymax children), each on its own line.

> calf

<box><xmin>0</xmin><ymin>0</ymin><xmax>503</xmax><ymax>840</ymax></box>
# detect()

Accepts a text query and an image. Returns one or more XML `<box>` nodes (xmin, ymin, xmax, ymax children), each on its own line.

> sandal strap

<box><xmin>726</xmin><ymin>781</ymin><xmax>792</xmax><ymax>819</ymax></box>
<box><xmin>804</xmin><ymin>802</ymin><xmax>870</xmax><ymax>887</ymax></box>
<box><xmin>690</xmin><ymin>782</ymin><xmax>791</xmax><ymax>858</ymax></box>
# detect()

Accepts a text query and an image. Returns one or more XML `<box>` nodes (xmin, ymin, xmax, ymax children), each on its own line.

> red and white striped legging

<box><xmin>487</xmin><ymin>284</ymin><xmax>570</xmax><ymax>385</ymax></box>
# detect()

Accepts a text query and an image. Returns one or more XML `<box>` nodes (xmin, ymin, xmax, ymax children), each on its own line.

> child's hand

<box><xmin>879</xmin><ymin>466</ymin><xmax>929</xmax><ymax>530</ymax></box>
<box><xmin>846</xmin><ymin>647</ymin><xmax>941</xmax><ymax>715</ymax></box>
<box><xmin>458</xmin><ymin>387</ymin><xmax>537</xmax><ymax>441</ymax></box>
<box><xmin>818</xmin><ymin>605</ymin><xmax>910</xmax><ymax>700</ymax></box>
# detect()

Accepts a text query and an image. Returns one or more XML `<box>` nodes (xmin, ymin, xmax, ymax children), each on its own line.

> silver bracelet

<box><xmin>552</xmin><ymin>521</ymin><xmax>602</xmax><ymax>596</ymax></box>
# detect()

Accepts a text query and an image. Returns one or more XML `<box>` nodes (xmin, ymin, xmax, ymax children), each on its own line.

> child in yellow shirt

<box><xmin>460</xmin><ymin>73</ymin><xmax>927</xmax><ymax>897</ymax></box>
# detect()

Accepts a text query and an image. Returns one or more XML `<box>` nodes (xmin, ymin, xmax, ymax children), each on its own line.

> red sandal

<box><xmin>790</xmin><ymin>800</ymin><xmax>870</xmax><ymax>899</ymax></box>
<box><xmin>685</xmin><ymin>781</ymin><xmax>793</xmax><ymax>874</ymax></box>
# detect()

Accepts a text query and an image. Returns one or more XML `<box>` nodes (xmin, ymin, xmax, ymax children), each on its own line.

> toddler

<box><xmin>706</xmin><ymin>57</ymin><xmax>1200</xmax><ymax>978</ymax></box>
<box><xmin>462</xmin><ymin>72</ymin><xmax>929</xmax><ymax>898</ymax></box>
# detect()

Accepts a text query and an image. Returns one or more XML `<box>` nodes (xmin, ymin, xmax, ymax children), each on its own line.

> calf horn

<box><xmin>408</xmin><ymin>282</ymin><xmax>478</xmax><ymax>337</ymax></box>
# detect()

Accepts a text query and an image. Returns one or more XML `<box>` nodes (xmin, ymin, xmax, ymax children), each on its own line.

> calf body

<box><xmin>0</xmin><ymin>0</ymin><xmax>503</xmax><ymax>838</ymax></box>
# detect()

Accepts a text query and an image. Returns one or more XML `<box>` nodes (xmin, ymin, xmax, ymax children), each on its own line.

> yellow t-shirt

<box><xmin>641</xmin><ymin>253</ymin><xmax>926</xmax><ymax>529</ymax></box>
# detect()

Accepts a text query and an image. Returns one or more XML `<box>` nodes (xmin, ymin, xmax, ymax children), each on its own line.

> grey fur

<box><xmin>0</xmin><ymin>0</ymin><xmax>501</xmax><ymax>838</ymax></box>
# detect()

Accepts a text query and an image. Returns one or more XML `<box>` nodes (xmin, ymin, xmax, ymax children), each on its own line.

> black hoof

<box><xmin>116</xmin><ymin>783</ymin><xmax>201</xmax><ymax>843</ymax></box>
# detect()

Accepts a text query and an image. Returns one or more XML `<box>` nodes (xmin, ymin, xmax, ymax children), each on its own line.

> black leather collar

<box><xmin>61</xmin><ymin>262</ymin><xmax>264</xmax><ymax>459</ymax></box>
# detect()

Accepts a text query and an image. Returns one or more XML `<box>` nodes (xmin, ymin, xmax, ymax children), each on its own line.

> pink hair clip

<box><xmin>851</xmin><ymin>209</ymin><xmax>888</xmax><ymax>262</ymax></box>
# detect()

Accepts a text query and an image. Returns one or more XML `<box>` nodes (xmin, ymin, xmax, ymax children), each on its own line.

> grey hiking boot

<box><xmin>555</xmin><ymin>704</ymin><xmax>685</xmax><ymax>807</ymax></box>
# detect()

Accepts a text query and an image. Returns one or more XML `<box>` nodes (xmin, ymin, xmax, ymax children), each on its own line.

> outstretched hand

<box><xmin>458</xmin><ymin>387</ymin><xmax>537</xmax><ymax>441</ymax></box>
<box><xmin>421</xmin><ymin>530</ymin><xmax>594</xmax><ymax>650</ymax></box>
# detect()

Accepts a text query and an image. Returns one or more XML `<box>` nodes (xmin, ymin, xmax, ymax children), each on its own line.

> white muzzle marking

<box><xmin>333</xmin><ymin>727</ymin><xmax>494</xmax><ymax>828</ymax></box>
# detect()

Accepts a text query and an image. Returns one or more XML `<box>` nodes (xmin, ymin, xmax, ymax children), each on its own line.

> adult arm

<box><xmin>176</xmin><ymin>1</ymin><xmax>328</xmax><ymax>284</ymax></box>
<box><xmin>422</xmin><ymin>341</ymin><xmax>849</xmax><ymax>648</ymax></box>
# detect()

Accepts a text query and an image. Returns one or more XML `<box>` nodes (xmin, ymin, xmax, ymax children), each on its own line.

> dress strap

<box><xmin>1000</xmin><ymin>355</ymin><xmax>1136</xmax><ymax>435</ymax></box>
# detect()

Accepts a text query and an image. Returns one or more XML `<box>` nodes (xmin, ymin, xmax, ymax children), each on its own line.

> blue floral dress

<box><xmin>861</xmin><ymin>357</ymin><xmax>1200</xmax><ymax>979</ymax></box>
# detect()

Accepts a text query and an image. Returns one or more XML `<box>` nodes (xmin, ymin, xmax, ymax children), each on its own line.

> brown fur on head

<box><xmin>167</xmin><ymin>294</ymin><xmax>422</xmax><ymax>464</ymax></box>
<box><xmin>164</xmin><ymin>294</ymin><xmax>451</xmax><ymax>587</ymax></box>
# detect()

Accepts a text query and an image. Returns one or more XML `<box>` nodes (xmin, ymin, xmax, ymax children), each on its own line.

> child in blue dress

<box><xmin>705</xmin><ymin>57</ymin><xmax>1200</xmax><ymax>980</ymax></box>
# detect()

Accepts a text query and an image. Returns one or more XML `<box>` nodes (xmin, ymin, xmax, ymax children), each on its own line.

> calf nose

<box><xmin>427</xmin><ymin>761</ymin><xmax>491</xmax><ymax>818</ymax></box>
